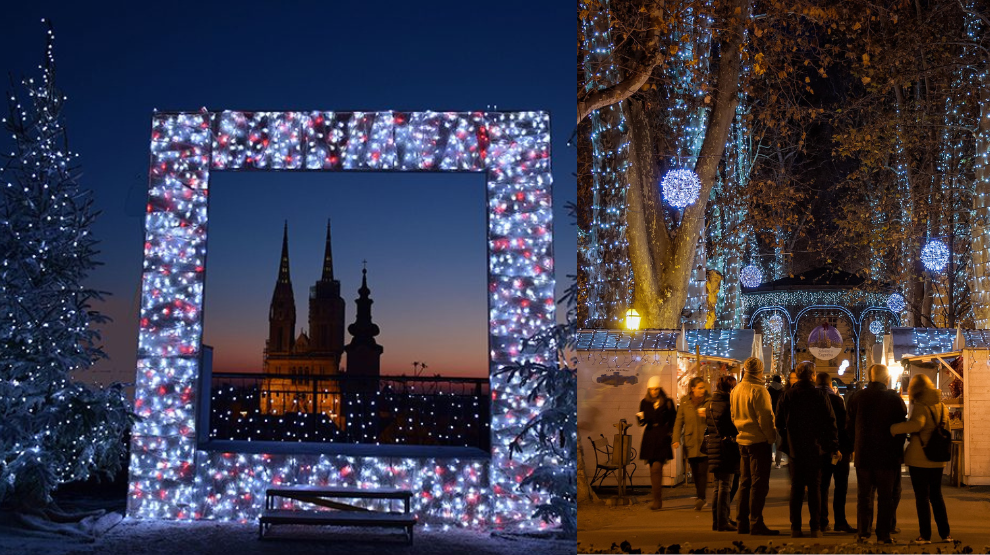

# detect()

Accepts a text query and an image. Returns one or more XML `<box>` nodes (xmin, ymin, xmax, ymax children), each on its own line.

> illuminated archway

<box><xmin>129</xmin><ymin>110</ymin><xmax>554</xmax><ymax>529</ymax></box>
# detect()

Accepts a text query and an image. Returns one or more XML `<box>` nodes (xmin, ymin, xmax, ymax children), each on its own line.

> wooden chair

<box><xmin>588</xmin><ymin>434</ymin><xmax>637</xmax><ymax>489</ymax></box>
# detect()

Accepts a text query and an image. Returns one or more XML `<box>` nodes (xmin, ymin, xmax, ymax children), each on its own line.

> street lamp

<box><xmin>625</xmin><ymin>308</ymin><xmax>641</xmax><ymax>331</ymax></box>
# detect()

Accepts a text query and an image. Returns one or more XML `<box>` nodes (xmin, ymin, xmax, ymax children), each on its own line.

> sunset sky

<box><xmin>0</xmin><ymin>1</ymin><xmax>574</xmax><ymax>384</ymax></box>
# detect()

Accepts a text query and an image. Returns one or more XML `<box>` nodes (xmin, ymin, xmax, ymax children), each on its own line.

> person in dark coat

<box><xmin>768</xmin><ymin>375</ymin><xmax>783</xmax><ymax>467</ymax></box>
<box><xmin>637</xmin><ymin>375</ymin><xmax>677</xmax><ymax>510</ymax></box>
<box><xmin>774</xmin><ymin>370</ymin><xmax>798</xmax><ymax>468</ymax></box>
<box><xmin>816</xmin><ymin>372</ymin><xmax>855</xmax><ymax>533</ymax></box>
<box><xmin>846</xmin><ymin>364</ymin><xmax>907</xmax><ymax>544</ymax></box>
<box><xmin>775</xmin><ymin>361</ymin><xmax>839</xmax><ymax>538</ymax></box>
<box><xmin>706</xmin><ymin>375</ymin><xmax>740</xmax><ymax>531</ymax></box>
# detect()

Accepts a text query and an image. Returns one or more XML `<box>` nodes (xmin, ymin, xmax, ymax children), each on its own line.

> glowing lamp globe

<box><xmin>740</xmin><ymin>264</ymin><xmax>763</xmax><ymax>288</ymax></box>
<box><xmin>661</xmin><ymin>168</ymin><xmax>701</xmax><ymax>208</ymax></box>
<box><xmin>921</xmin><ymin>239</ymin><xmax>949</xmax><ymax>273</ymax></box>
<box><xmin>625</xmin><ymin>308</ymin><xmax>641</xmax><ymax>331</ymax></box>
<box><xmin>767</xmin><ymin>313</ymin><xmax>784</xmax><ymax>333</ymax></box>
<box><xmin>869</xmin><ymin>320</ymin><xmax>884</xmax><ymax>336</ymax></box>
<box><xmin>838</xmin><ymin>359</ymin><xmax>849</xmax><ymax>376</ymax></box>
<box><xmin>887</xmin><ymin>292</ymin><xmax>906</xmax><ymax>313</ymax></box>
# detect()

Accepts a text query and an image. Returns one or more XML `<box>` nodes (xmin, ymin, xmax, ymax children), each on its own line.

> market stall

<box><xmin>882</xmin><ymin>328</ymin><xmax>990</xmax><ymax>486</ymax></box>
<box><xmin>577</xmin><ymin>329</ymin><xmax>758</xmax><ymax>488</ymax></box>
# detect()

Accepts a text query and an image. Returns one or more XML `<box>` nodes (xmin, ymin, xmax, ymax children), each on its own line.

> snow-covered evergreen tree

<box><xmin>498</xmin><ymin>272</ymin><xmax>578</xmax><ymax>534</ymax></box>
<box><xmin>0</xmin><ymin>21</ymin><xmax>132</xmax><ymax>512</ymax></box>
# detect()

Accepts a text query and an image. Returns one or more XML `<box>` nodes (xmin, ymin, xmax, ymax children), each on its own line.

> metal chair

<box><xmin>588</xmin><ymin>434</ymin><xmax>637</xmax><ymax>489</ymax></box>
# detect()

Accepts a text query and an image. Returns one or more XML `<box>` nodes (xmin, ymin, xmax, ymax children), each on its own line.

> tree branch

<box><xmin>578</xmin><ymin>49</ymin><xmax>663</xmax><ymax>125</ymax></box>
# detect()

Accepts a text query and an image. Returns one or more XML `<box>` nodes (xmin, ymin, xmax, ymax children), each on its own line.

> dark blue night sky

<box><xmin>0</xmin><ymin>1</ymin><xmax>575</xmax><ymax>383</ymax></box>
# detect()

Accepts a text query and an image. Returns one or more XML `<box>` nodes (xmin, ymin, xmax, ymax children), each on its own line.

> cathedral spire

<box><xmin>321</xmin><ymin>218</ymin><xmax>334</xmax><ymax>282</ymax></box>
<box><xmin>269</xmin><ymin>220</ymin><xmax>296</xmax><ymax>354</ymax></box>
<box><xmin>278</xmin><ymin>220</ymin><xmax>291</xmax><ymax>285</ymax></box>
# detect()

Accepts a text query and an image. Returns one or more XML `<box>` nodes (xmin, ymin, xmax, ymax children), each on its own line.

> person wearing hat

<box><xmin>636</xmin><ymin>375</ymin><xmax>677</xmax><ymax>510</ymax></box>
<box><xmin>730</xmin><ymin>357</ymin><xmax>780</xmax><ymax>536</ymax></box>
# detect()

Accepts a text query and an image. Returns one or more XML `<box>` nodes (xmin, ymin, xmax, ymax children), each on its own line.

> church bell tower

<box><xmin>308</xmin><ymin>219</ymin><xmax>346</xmax><ymax>365</ymax></box>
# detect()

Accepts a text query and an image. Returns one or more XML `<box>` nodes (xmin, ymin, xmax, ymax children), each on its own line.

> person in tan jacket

<box><xmin>729</xmin><ymin>357</ymin><xmax>780</xmax><ymax>536</ymax></box>
<box><xmin>672</xmin><ymin>376</ymin><xmax>712</xmax><ymax>510</ymax></box>
<box><xmin>890</xmin><ymin>374</ymin><xmax>952</xmax><ymax>545</ymax></box>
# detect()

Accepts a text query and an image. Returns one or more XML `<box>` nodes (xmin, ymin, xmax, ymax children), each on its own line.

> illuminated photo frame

<box><xmin>129</xmin><ymin>110</ymin><xmax>554</xmax><ymax>529</ymax></box>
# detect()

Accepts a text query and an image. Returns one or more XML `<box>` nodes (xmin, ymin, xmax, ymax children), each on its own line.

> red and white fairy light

<box><xmin>130</xmin><ymin>110</ymin><xmax>555</xmax><ymax>530</ymax></box>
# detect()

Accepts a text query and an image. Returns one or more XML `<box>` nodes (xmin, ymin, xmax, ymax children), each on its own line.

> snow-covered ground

<box><xmin>0</xmin><ymin>516</ymin><xmax>575</xmax><ymax>555</ymax></box>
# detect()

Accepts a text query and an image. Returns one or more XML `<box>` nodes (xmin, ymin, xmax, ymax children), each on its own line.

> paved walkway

<box><xmin>578</xmin><ymin>463</ymin><xmax>990</xmax><ymax>553</ymax></box>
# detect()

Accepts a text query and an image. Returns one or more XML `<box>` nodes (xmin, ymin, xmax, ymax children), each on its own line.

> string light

<box><xmin>869</xmin><ymin>320</ymin><xmax>884</xmax><ymax>336</ymax></box>
<box><xmin>209</xmin><ymin>377</ymin><xmax>488</xmax><ymax>448</ymax></box>
<box><xmin>131</xmin><ymin>110</ymin><xmax>555</xmax><ymax>530</ymax></box>
<box><xmin>580</xmin><ymin>0</ymin><xmax>632</xmax><ymax>328</ymax></box>
<box><xmin>660</xmin><ymin>168</ymin><xmax>701</xmax><ymax>208</ymax></box>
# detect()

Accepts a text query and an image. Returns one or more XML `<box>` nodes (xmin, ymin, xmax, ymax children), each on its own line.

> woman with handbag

<box><xmin>637</xmin><ymin>376</ymin><xmax>677</xmax><ymax>510</ymax></box>
<box><xmin>890</xmin><ymin>374</ymin><xmax>953</xmax><ymax>544</ymax></box>
<box><xmin>706</xmin><ymin>375</ymin><xmax>740</xmax><ymax>531</ymax></box>
<box><xmin>673</xmin><ymin>376</ymin><xmax>713</xmax><ymax>510</ymax></box>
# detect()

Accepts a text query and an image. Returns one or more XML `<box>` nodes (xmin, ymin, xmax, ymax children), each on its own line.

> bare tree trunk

<box><xmin>626</xmin><ymin>99</ymin><xmax>669</xmax><ymax>327</ymax></box>
<box><xmin>654</xmin><ymin>0</ymin><xmax>751</xmax><ymax>328</ymax></box>
<box><xmin>971</xmin><ymin>75</ymin><xmax>990</xmax><ymax>327</ymax></box>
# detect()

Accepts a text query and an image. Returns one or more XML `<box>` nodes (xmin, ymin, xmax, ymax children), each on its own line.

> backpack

<box><xmin>921</xmin><ymin>404</ymin><xmax>952</xmax><ymax>463</ymax></box>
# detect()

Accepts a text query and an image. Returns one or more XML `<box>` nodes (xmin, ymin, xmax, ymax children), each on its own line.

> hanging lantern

<box><xmin>887</xmin><ymin>292</ymin><xmax>906</xmax><ymax>313</ymax></box>
<box><xmin>740</xmin><ymin>264</ymin><xmax>763</xmax><ymax>288</ymax></box>
<box><xmin>921</xmin><ymin>239</ymin><xmax>950</xmax><ymax>273</ymax></box>
<box><xmin>624</xmin><ymin>308</ymin><xmax>641</xmax><ymax>331</ymax></box>
<box><xmin>661</xmin><ymin>168</ymin><xmax>701</xmax><ymax>208</ymax></box>
<box><xmin>869</xmin><ymin>320</ymin><xmax>884</xmax><ymax>336</ymax></box>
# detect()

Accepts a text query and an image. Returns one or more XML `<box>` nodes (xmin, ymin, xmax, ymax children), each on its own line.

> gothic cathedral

<box><xmin>260</xmin><ymin>220</ymin><xmax>382</xmax><ymax>428</ymax></box>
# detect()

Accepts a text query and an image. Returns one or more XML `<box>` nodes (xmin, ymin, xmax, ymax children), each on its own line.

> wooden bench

<box><xmin>259</xmin><ymin>486</ymin><xmax>416</xmax><ymax>544</ymax></box>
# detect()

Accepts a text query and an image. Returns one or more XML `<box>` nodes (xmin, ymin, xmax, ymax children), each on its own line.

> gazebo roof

<box><xmin>743</xmin><ymin>267</ymin><xmax>866</xmax><ymax>292</ymax></box>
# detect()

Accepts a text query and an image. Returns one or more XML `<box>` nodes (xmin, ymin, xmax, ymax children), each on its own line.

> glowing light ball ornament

<box><xmin>869</xmin><ymin>320</ymin><xmax>884</xmax><ymax>336</ymax></box>
<box><xmin>887</xmin><ymin>292</ymin><xmax>906</xmax><ymax>313</ymax></box>
<box><xmin>921</xmin><ymin>239</ymin><xmax>950</xmax><ymax>273</ymax></box>
<box><xmin>766</xmin><ymin>313</ymin><xmax>784</xmax><ymax>333</ymax></box>
<box><xmin>740</xmin><ymin>264</ymin><xmax>763</xmax><ymax>288</ymax></box>
<box><xmin>661</xmin><ymin>168</ymin><xmax>701</xmax><ymax>208</ymax></box>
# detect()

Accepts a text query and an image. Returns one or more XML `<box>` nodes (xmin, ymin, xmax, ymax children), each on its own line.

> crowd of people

<box><xmin>634</xmin><ymin>357</ymin><xmax>954</xmax><ymax>544</ymax></box>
